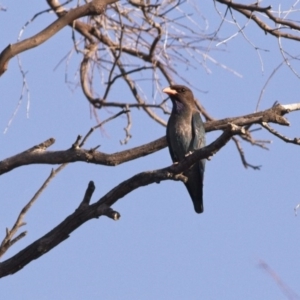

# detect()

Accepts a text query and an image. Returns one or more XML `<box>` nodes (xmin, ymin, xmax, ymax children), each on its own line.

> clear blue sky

<box><xmin>1</xmin><ymin>1</ymin><xmax>300</xmax><ymax>299</ymax></box>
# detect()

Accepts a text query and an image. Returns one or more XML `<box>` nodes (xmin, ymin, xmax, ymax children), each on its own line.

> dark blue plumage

<box><xmin>163</xmin><ymin>85</ymin><xmax>206</xmax><ymax>213</ymax></box>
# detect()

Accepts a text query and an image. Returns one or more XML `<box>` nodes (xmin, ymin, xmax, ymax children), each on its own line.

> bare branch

<box><xmin>261</xmin><ymin>122</ymin><xmax>300</xmax><ymax>145</ymax></box>
<box><xmin>281</xmin><ymin>103</ymin><xmax>300</xmax><ymax>112</ymax></box>
<box><xmin>1</xmin><ymin>102</ymin><xmax>299</xmax><ymax>175</ymax></box>
<box><xmin>120</xmin><ymin>105</ymin><xmax>132</xmax><ymax>145</ymax></box>
<box><xmin>99</xmin><ymin>205</ymin><xmax>121</xmax><ymax>220</ymax></box>
<box><xmin>0</xmin><ymin>123</ymin><xmax>243</xmax><ymax>277</ymax></box>
<box><xmin>0</xmin><ymin>164</ymin><xmax>67</xmax><ymax>258</ymax></box>
<box><xmin>45</xmin><ymin>0</ymin><xmax>217</xmax><ymax>127</ymax></box>
<box><xmin>0</xmin><ymin>0</ymin><xmax>118</xmax><ymax>75</ymax></box>
<box><xmin>256</xmin><ymin>61</ymin><xmax>285</xmax><ymax>112</ymax></box>
<box><xmin>78</xmin><ymin>181</ymin><xmax>95</xmax><ymax>209</ymax></box>
<box><xmin>80</xmin><ymin>108</ymin><xmax>129</xmax><ymax>147</ymax></box>
<box><xmin>0</xmin><ymin>136</ymin><xmax>167</xmax><ymax>175</ymax></box>
<box><xmin>231</xmin><ymin>136</ymin><xmax>261</xmax><ymax>170</ymax></box>
<box><xmin>216</xmin><ymin>0</ymin><xmax>300</xmax><ymax>42</ymax></box>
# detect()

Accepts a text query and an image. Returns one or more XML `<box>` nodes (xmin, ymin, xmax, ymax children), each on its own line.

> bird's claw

<box><xmin>207</xmin><ymin>153</ymin><xmax>216</xmax><ymax>161</ymax></box>
<box><xmin>185</xmin><ymin>151</ymin><xmax>193</xmax><ymax>157</ymax></box>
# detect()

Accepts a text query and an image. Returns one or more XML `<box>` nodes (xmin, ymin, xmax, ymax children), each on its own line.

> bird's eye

<box><xmin>180</xmin><ymin>88</ymin><xmax>186</xmax><ymax>93</ymax></box>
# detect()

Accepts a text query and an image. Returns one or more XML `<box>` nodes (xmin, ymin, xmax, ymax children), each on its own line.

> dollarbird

<box><xmin>163</xmin><ymin>85</ymin><xmax>206</xmax><ymax>213</ymax></box>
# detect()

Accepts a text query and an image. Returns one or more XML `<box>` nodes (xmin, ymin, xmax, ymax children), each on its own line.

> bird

<box><xmin>163</xmin><ymin>85</ymin><xmax>206</xmax><ymax>213</ymax></box>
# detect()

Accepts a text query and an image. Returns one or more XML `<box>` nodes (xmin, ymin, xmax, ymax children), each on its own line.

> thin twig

<box><xmin>231</xmin><ymin>136</ymin><xmax>261</xmax><ymax>170</ymax></box>
<box><xmin>120</xmin><ymin>105</ymin><xmax>132</xmax><ymax>145</ymax></box>
<box><xmin>80</xmin><ymin>108</ymin><xmax>129</xmax><ymax>147</ymax></box>
<box><xmin>0</xmin><ymin>163</ymin><xmax>67</xmax><ymax>258</ymax></box>
<box><xmin>262</xmin><ymin>122</ymin><xmax>300</xmax><ymax>145</ymax></box>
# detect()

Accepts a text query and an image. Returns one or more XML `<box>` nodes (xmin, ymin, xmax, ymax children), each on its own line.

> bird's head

<box><xmin>163</xmin><ymin>85</ymin><xmax>194</xmax><ymax>107</ymax></box>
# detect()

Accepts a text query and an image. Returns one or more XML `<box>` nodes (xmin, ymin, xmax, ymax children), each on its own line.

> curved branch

<box><xmin>0</xmin><ymin>0</ymin><xmax>118</xmax><ymax>75</ymax></box>
<box><xmin>0</xmin><ymin>164</ymin><xmax>67</xmax><ymax>258</ymax></box>
<box><xmin>0</xmin><ymin>136</ymin><xmax>167</xmax><ymax>175</ymax></box>
<box><xmin>0</xmin><ymin>102</ymin><xmax>298</xmax><ymax>175</ymax></box>
<box><xmin>46</xmin><ymin>0</ymin><xmax>211</xmax><ymax>126</ymax></box>
<box><xmin>262</xmin><ymin>122</ymin><xmax>300</xmax><ymax>145</ymax></box>
<box><xmin>0</xmin><ymin>123</ymin><xmax>242</xmax><ymax>278</ymax></box>
<box><xmin>216</xmin><ymin>0</ymin><xmax>300</xmax><ymax>42</ymax></box>
<box><xmin>215</xmin><ymin>0</ymin><xmax>271</xmax><ymax>12</ymax></box>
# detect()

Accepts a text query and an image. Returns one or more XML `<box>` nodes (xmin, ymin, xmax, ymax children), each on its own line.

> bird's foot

<box><xmin>207</xmin><ymin>153</ymin><xmax>215</xmax><ymax>161</ymax></box>
<box><xmin>185</xmin><ymin>151</ymin><xmax>193</xmax><ymax>157</ymax></box>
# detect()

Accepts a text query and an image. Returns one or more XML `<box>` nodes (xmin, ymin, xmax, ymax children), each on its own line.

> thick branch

<box><xmin>0</xmin><ymin>0</ymin><xmax>118</xmax><ymax>75</ymax></box>
<box><xmin>0</xmin><ymin>124</ymin><xmax>242</xmax><ymax>277</ymax></box>
<box><xmin>0</xmin><ymin>103</ymin><xmax>297</xmax><ymax>175</ymax></box>
<box><xmin>0</xmin><ymin>137</ymin><xmax>167</xmax><ymax>175</ymax></box>
<box><xmin>207</xmin><ymin>103</ymin><xmax>291</xmax><ymax>130</ymax></box>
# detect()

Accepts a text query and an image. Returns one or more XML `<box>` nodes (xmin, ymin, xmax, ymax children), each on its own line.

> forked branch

<box><xmin>0</xmin><ymin>102</ymin><xmax>299</xmax><ymax>175</ymax></box>
<box><xmin>0</xmin><ymin>123</ymin><xmax>243</xmax><ymax>278</ymax></box>
<box><xmin>0</xmin><ymin>0</ymin><xmax>118</xmax><ymax>75</ymax></box>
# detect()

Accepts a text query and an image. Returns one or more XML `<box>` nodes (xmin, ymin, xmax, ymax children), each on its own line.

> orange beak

<box><xmin>163</xmin><ymin>87</ymin><xmax>178</xmax><ymax>95</ymax></box>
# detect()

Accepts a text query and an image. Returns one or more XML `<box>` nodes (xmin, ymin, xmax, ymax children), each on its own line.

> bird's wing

<box><xmin>191</xmin><ymin>110</ymin><xmax>206</xmax><ymax>174</ymax></box>
<box><xmin>166</xmin><ymin>123</ymin><xmax>176</xmax><ymax>162</ymax></box>
<box><xmin>191</xmin><ymin>111</ymin><xmax>206</xmax><ymax>150</ymax></box>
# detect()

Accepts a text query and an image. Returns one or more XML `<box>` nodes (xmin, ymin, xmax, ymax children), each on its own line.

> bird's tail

<box><xmin>184</xmin><ymin>163</ymin><xmax>204</xmax><ymax>214</ymax></box>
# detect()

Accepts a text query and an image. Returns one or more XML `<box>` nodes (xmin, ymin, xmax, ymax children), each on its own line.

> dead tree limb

<box><xmin>1</xmin><ymin>102</ymin><xmax>298</xmax><ymax>175</ymax></box>
<box><xmin>0</xmin><ymin>123</ymin><xmax>243</xmax><ymax>278</ymax></box>
<box><xmin>0</xmin><ymin>0</ymin><xmax>118</xmax><ymax>75</ymax></box>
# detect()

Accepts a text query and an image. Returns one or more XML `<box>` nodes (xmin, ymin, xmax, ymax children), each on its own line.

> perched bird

<box><xmin>163</xmin><ymin>85</ymin><xmax>206</xmax><ymax>213</ymax></box>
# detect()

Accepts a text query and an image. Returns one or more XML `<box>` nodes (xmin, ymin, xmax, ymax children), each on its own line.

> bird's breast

<box><xmin>167</xmin><ymin>115</ymin><xmax>193</xmax><ymax>160</ymax></box>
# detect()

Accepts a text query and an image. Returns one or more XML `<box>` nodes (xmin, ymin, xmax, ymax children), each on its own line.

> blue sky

<box><xmin>1</xmin><ymin>1</ymin><xmax>300</xmax><ymax>299</ymax></box>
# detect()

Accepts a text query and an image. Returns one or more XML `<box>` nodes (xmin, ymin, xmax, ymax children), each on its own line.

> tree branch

<box><xmin>216</xmin><ymin>0</ymin><xmax>300</xmax><ymax>42</ymax></box>
<box><xmin>0</xmin><ymin>123</ymin><xmax>243</xmax><ymax>277</ymax></box>
<box><xmin>0</xmin><ymin>0</ymin><xmax>118</xmax><ymax>75</ymax></box>
<box><xmin>0</xmin><ymin>164</ymin><xmax>67</xmax><ymax>258</ymax></box>
<box><xmin>1</xmin><ymin>102</ymin><xmax>298</xmax><ymax>175</ymax></box>
<box><xmin>262</xmin><ymin>122</ymin><xmax>300</xmax><ymax>145</ymax></box>
<box><xmin>0</xmin><ymin>136</ymin><xmax>167</xmax><ymax>175</ymax></box>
